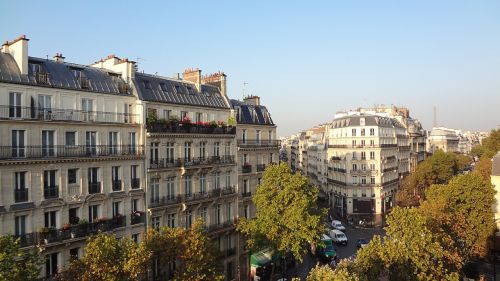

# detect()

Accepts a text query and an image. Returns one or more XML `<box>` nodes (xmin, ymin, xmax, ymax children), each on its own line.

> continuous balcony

<box><xmin>14</xmin><ymin>188</ymin><xmax>29</xmax><ymax>202</ymax></box>
<box><xmin>43</xmin><ymin>186</ymin><xmax>59</xmax><ymax>199</ymax></box>
<box><xmin>15</xmin><ymin>216</ymin><xmax>127</xmax><ymax>248</ymax></box>
<box><xmin>207</xmin><ymin>219</ymin><xmax>237</xmax><ymax>235</ymax></box>
<box><xmin>149</xmin><ymin>187</ymin><xmax>237</xmax><ymax>209</ymax></box>
<box><xmin>0</xmin><ymin>145</ymin><xmax>144</xmax><ymax>161</ymax></box>
<box><xmin>147</xmin><ymin>122</ymin><xmax>236</xmax><ymax>135</ymax></box>
<box><xmin>131</xmin><ymin>211</ymin><xmax>146</xmax><ymax>225</ymax></box>
<box><xmin>0</xmin><ymin>105</ymin><xmax>139</xmax><ymax>124</ymax></box>
<box><xmin>112</xmin><ymin>180</ymin><xmax>122</xmax><ymax>191</ymax></box>
<box><xmin>256</xmin><ymin>164</ymin><xmax>266</xmax><ymax>172</ymax></box>
<box><xmin>237</xmin><ymin>140</ymin><xmax>281</xmax><ymax>149</ymax></box>
<box><xmin>88</xmin><ymin>182</ymin><xmax>101</xmax><ymax>194</ymax></box>
<box><xmin>148</xmin><ymin>156</ymin><xmax>235</xmax><ymax>170</ymax></box>
<box><xmin>131</xmin><ymin>178</ymin><xmax>141</xmax><ymax>189</ymax></box>
<box><xmin>241</xmin><ymin>164</ymin><xmax>252</xmax><ymax>174</ymax></box>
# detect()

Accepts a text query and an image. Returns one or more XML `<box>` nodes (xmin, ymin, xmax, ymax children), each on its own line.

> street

<box><xmin>287</xmin><ymin>225</ymin><xmax>385</xmax><ymax>280</ymax></box>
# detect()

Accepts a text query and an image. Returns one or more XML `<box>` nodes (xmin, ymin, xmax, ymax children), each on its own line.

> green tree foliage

<box><xmin>419</xmin><ymin>174</ymin><xmax>496</xmax><ymax>260</ymax></box>
<box><xmin>237</xmin><ymin>162</ymin><xmax>327</xmax><ymax>261</ymax></box>
<box><xmin>57</xmin><ymin>233</ymin><xmax>150</xmax><ymax>281</ymax></box>
<box><xmin>0</xmin><ymin>236</ymin><xmax>43</xmax><ymax>281</ymax></box>
<box><xmin>471</xmin><ymin>129</ymin><xmax>500</xmax><ymax>159</ymax></box>
<box><xmin>396</xmin><ymin>150</ymin><xmax>470</xmax><ymax>207</ymax></box>
<box><xmin>144</xmin><ymin>219</ymin><xmax>223</xmax><ymax>281</ymax></box>
<box><xmin>473</xmin><ymin>156</ymin><xmax>492</xmax><ymax>182</ymax></box>
<box><xmin>306</xmin><ymin>264</ymin><xmax>335</xmax><ymax>281</ymax></box>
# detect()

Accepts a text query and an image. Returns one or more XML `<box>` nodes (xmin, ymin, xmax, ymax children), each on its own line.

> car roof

<box><xmin>331</xmin><ymin>229</ymin><xmax>345</xmax><ymax>234</ymax></box>
<box><xmin>321</xmin><ymin>234</ymin><xmax>331</xmax><ymax>240</ymax></box>
<box><xmin>332</xmin><ymin>220</ymin><xmax>342</xmax><ymax>224</ymax></box>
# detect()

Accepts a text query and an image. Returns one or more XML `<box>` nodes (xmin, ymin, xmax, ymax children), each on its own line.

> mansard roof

<box><xmin>230</xmin><ymin>99</ymin><xmax>275</xmax><ymax>126</ymax></box>
<box><xmin>0</xmin><ymin>53</ymin><xmax>132</xmax><ymax>96</ymax></box>
<box><xmin>330</xmin><ymin>114</ymin><xmax>404</xmax><ymax>128</ymax></box>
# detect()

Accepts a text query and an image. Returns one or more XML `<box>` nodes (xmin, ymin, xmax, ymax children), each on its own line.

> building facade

<box><xmin>230</xmin><ymin>96</ymin><xmax>278</xmax><ymax>281</ymax></box>
<box><xmin>0</xmin><ymin>36</ymin><xmax>146</xmax><ymax>279</ymax></box>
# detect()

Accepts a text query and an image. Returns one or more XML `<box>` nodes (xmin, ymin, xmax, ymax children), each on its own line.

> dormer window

<box><xmin>174</xmin><ymin>85</ymin><xmax>181</xmax><ymax>93</ymax></box>
<box><xmin>143</xmin><ymin>80</ymin><xmax>152</xmax><ymax>90</ymax></box>
<box><xmin>29</xmin><ymin>63</ymin><xmax>42</xmax><ymax>74</ymax></box>
<box><xmin>159</xmin><ymin>83</ymin><xmax>168</xmax><ymax>92</ymax></box>
<box><xmin>187</xmin><ymin>86</ymin><xmax>195</xmax><ymax>94</ymax></box>
<box><xmin>70</xmin><ymin>67</ymin><xmax>84</xmax><ymax>79</ymax></box>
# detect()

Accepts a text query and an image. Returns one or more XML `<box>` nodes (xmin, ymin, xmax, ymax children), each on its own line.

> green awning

<box><xmin>250</xmin><ymin>248</ymin><xmax>280</xmax><ymax>267</ymax></box>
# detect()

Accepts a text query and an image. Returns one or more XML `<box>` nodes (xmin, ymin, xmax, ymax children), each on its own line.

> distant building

<box><xmin>427</xmin><ymin>127</ymin><xmax>487</xmax><ymax>154</ymax></box>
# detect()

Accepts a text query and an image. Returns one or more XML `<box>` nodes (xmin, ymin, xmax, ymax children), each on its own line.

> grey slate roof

<box><xmin>0</xmin><ymin>53</ymin><xmax>132</xmax><ymax>96</ymax></box>
<box><xmin>331</xmin><ymin>114</ymin><xmax>404</xmax><ymax>128</ymax></box>
<box><xmin>492</xmin><ymin>152</ymin><xmax>500</xmax><ymax>176</ymax></box>
<box><xmin>230</xmin><ymin>99</ymin><xmax>274</xmax><ymax>125</ymax></box>
<box><xmin>133</xmin><ymin>73</ymin><xmax>229</xmax><ymax>109</ymax></box>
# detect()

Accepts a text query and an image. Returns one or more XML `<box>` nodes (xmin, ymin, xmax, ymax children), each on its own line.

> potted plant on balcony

<box><xmin>39</xmin><ymin>227</ymin><xmax>52</xmax><ymax>244</ymax></box>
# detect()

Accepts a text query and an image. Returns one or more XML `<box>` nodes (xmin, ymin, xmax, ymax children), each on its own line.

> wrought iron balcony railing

<box><xmin>237</xmin><ymin>139</ymin><xmax>281</xmax><ymax>148</ymax></box>
<box><xmin>0</xmin><ymin>145</ymin><xmax>144</xmax><ymax>160</ymax></box>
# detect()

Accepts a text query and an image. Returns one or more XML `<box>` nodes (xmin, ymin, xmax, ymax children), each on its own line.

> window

<box><xmin>361</xmin><ymin>176</ymin><xmax>367</xmax><ymax>185</ymax></box>
<box><xmin>361</xmin><ymin>140</ymin><xmax>365</xmax><ymax>146</ymax></box>
<box><xmin>131</xmin><ymin>198</ymin><xmax>139</xmax><ymax>213</ymax></box>
<box><xmin>12</xmin><ymin>130</ymin><xmax>25</xmax><ymax>157</ymax></box>
<box><xmin>184</xmin><ymin>175</ymin><xmax>192</xmax><ymax>197</ymax></box>
<box><xmin>43</xmin><ymin>170</ymin><xmax>58</xmax><ymax>198</ymax></box>
<box><xmin>167</xmin><ymin>213</ymin><xmax>176</xmax><ymax>228</ymax></box>
<box><xmin>151</xmin><ymin>216</ymin><xmax>160</xmax><ymax>230</ymax></box>
<box><xmin>38</xmin><ymin>95</ymin><xmax>52</xmax><ymax>120</ymax></box>
<box><xmin>15</xmin><ymin>215</ymin><xmax>26</xmax><ymax>236</ymax></box>
<box><xmin>108</xmin><ymin>132</ymin><xmax>118</xmax><ymax>154</ymax></box>
<box><xmin>68</xmin><ymin>169</ymin><xmax>78</xmax><ymax>185</ymax></box>
<box><xmin>150</xmin><ymin>142</ymin><xmax>159</xmax><ymax>165</ymax></box>
<box><xmin>370</xmin><ymin>140</ymin><xmax>375</xmax><ymax>146</ymax></box>
<box><xmin>128</xmin><ymin>132</ymin><xmax>136</xmax><ymax>153</ymax></box>
<box><xmin>132</xmin><ymin>233</ymin><xmax>139</xmax><ymax>243</ymax></box>
<box><xmin>113</xmin><ymin>201</ymin><xmax>121</xmax><ymax>217</ymax></box>
<box><xmin>200</xmin><ymin>207</ymin><xmax>208</xmax><ymax>225</ymax></box>
<box><xmin>370</xmin><ymin>164</ymin><xmax>375</xmax><ymax>171</ymax></box>
<box><xmin>361</xmin><ymin>129</ymin><xmax>365</xmax><ymax>136</ymax></box>
<box><xmin>180</xmin><ymin>111</ymin><xmax>188</xmax><ymax>119</ymax></box>
<box><xmin>45</xmin><ymin>252</ymin><xmax>58</xmax><ymax>278</ymax></box>
<box><xmin>81</xmin><ymin>98</ymin><xmax>94</xmax><ymax>121</ymax></box>
<box><xmin>352</xmin><ymin>176</ymin><xmax>358</xmax><ymax>185</ymax></box>
<box><xmin>226</xmin><ymin>261</ymin><xmax>235</xmax><ymax>281</ymax></box>
<box><xmin>43</xmin><ymin>212</ymin><xmax>57</xmax><ymax>229</ymax></box>
<box><xmin>150</xmin><ymin>178</ymin><xmax>160</xmax><ymax>203</ymax></box>
<box><xmin>225</xmin><ymin>172</ymin><xmax>231</xmax><ymax>189</ymax></box>
<box><xmin>131</xmin><ymin>165</ymin><xmax>139</xmax><ymax>188</ymax></box>
<box><xmin>215</xmin><ymin>204</ymin><xmax>221</xmax><ymax>225</ymax></box>
<box><xmin>69</xmin><ymin>248</ymin><xmax>80</xmax><ymax>260</ymax></box>
<box><xmin>360</xmin><ymin>118</ymin><xmax>365</xmax><ymax>126</ymax></box>
<box><xmin>65</xmin><ymin>132</ymin><xmax>76</xmax><ymax>146</ymax></box>
<box><xmin>352</xmin><ymin>152</ymin><xmax>356</xmax><ymax>160</ymax></box>
<box><xmin>85</xmin><ymin>131</ymin><xmax>97</xmax><ymax>155</ymax></box>
<box><xmin>242</xmin><ymin>130</ymin><xmax>246</xmax><ymax>143</ymax></box>
<box><xmin>371</xmin><ymin>176</ymin><xmax>376</xmax><ymax>184</ymax></box>
<box><xmin>243</xmin><ymin>154</ymin><xmax>248</xmax><ymax>164</ymax></box>
<box><xmin>370</xmin><ymin>128</ymin><xmax>375</xmax><ymax>136</ymax></box>
<box><xmin>69</xmin><ymin>208</ymin><xmax>79</xmax><ymax>224</ymax></box>
<box><xmin>163</xmin><ymin>109</ymin><xmax>171</xmax><ymax>120</ymax></box>
<box><xmin>226</xmin><ymin>203</ymin><xmax>232</xmax><ymax>223</ymax></box>
<box><xmin>184</xmin><ymin>142</ymin><xmax>192</xmax><ymax>161</ymax></box>
<box><xmin>14</xmin><ymin>171</ymin><xmax>27</xmax><ymax>202</ymax></box>
<box><xmin>244</xmin><ymin>205</ymin><xmax>250</xmax><ymax>219</ymax></box>
<box><xmin>361</xmin><ymin>164</ymin><xmax>367</xmax><ymax>171</ymax></box>
<box><xmin>159</xmin><ymin>83</ymin><xmax>168</xmax><ymax>92</ymax></box>
<box><xmin>88</xmin><ymin>167</ymin><xmax>99</xmax><ymax>185</ymax></box>
<box><xmin>9</xmin><ymin>92</ymin><xmax>22</xmax><ymax>118</ymax></box>
<box><xmin>352</xmin><ymin>129</ymin><xmax>356</xmax><ymax>136</ymax></box>
<box><xmin>167</xmin><ymin>177</ymin><xmax>175</xmax><ymax>199</ymax></box>
<box><xmin>243</xmin><ymin>179</ymin><xmax>250</xmax><ymax>193</ymax></box>
<box><xmin>213</xmin><ymin>172</ymin><xmax>220</xmax><ymax>190</ymax></box>
<box><xmin>268</xmin><ymin>131</ymin><xmax>273</xmax><ymax>141</ymax></box>
<box><xmin>213</xmin><ymin>142</ymin><xmax>220</xmax><ymax>157</ymax></box>
<box><xmin>88</xmin><ymin>205</ymin><xmax>99</xmax><ymax>222</ymax></box>
<box><xmin>143</xmin><ymin>80</ymin><xmax>152</xmax><ymax>89</ymax></box>
<box><xmin>370</xmin><ymin>151</ymin><xmax>375</xmax><ymax>160</ymax></box>
<box><xmin>42</xmin><ymin>130</ymin><xmax>55</xmax><ymax>156</ymax></box>
<box><xmin>196</xmin><ymin>112</ymin><xmax>203</xmax><ymax>123</ymax></box>
<box><xmin>166</xmin><ymin>142</ymin><xmax>175</xmax><ymax>162</ymax></box>
<box><xmin>124</xmin><ymin>103</ymin><xmax>132</xmax><ymax>123</ymax></box>
<box><xmin>361</xmin><ymin>152</ymin><xmax>366</xmax><ymax>160</ymax></box>
<box><xmin>224</xmin><ymin>142</ymin><xmax>230</xmax><ymax>157</ymax></box>
<box><xmin>200</xmin><ymin>174</ymin><xmax>207</xmax><ymax>194</ymax></box>
<box><xmin>352</xmin><ymin>164</ymin><xmax>358</xmax><ymax>171</ymax></box>
<box><xmin>352</xmin><ymin>140</ymin><xmax>356</xmax><ymax>147</ymax></box>
<box><xmin>199</xmin><ymin>142</ymin><xmax>206</xmax><ymax>160</ymax></box>
<box><xmin>256</xmin><ymin>130</ymin><xmax>261</xmax><ymax>143</ymax></box>
<box><xmin>185</xmin><ymin>210</ymin><xmax>193</xmax><ymax>228</ymax></box>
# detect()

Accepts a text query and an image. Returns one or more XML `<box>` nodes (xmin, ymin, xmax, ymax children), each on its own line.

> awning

<box><xmin>250</xmin><ymin>248</ymin><xmax>280</xmax><ymax>267</ymax></box>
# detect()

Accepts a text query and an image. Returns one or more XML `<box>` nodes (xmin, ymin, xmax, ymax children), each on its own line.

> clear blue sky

<box><xmin>2</xmin><ymin>1</ymin><xmax>500</xmax><ymax>136</ymax></box>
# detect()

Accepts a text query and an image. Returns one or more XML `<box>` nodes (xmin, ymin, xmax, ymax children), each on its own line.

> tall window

<box><xmin>242</xmin><ymin>130</ymin><xmax>246</xmax><ymax>143</ymax></box>
<box><xmin>370</xmin><ymin>151</ymin><xmax>375</xmax><ymax>160</ymax></box>
<box><xmin>112</xmin><ymin>166</ymin><xmax>121</xmax><ymax>191</ymax></box>
<box><xmin>185</xmin><ymin>210</ymin><xmax>193</xmax><ymax>228</ymax></box>
<box><xmin>370</xmin><ymin>140</ymin><xmax>375</xmax><ymax>146</ymax></box>
<box><xmin>108</xmin><ymin>132</ymin><xmax>118</xmax><ymax>154</ymax></box>
<box><xmin>15</xmin><ymin>215</ymin><xmax>26</xmax><ymax>236</ymax></box>
<box><xmin>167</xmin><ymin>213</ymin><xmax>176</xmax><ymax>228</ymax></box>
<box><xmin>85</xmin><ymin>131</ymin><xmax>97</xmax><ymax>155</ymax></box>
<box><xmin>225</xmin><ymin>172</ymin><xmax>231</xmax><ymax>189</ymax></box>
<box><xmin>150</xmin><ymin>178</ymin><xmax>160</xmax><ymax>203</ymax></box>
<box><xmin>152</xmin><ymin>216</ymin><xmax>160</xmax><ymax>230</ymax></box>
<box><xmin>128</xmin><ymin>132</ymin><xmax>136</xmax><ymax>154</ymax></box>
<box><xmin>88</xmin><ymin>167</ymin><xmax>99</xmax><ymax>193</ymax></box>
<box><xmin>213</xmin><ymin>142</ymin><xmax>220</xmax><ymax>157</ymax></box>
<box><xmin>166</xmin><ymin>142</ymin><xmax>175</xmax><ymax>163</ymax></box>
<box><xmin>88</xmin><ymin>205</ymin><xmax>99</xmax><ymax>222</ymax></box>
<box><xmin>131</xmin><ymin>198</ymin><xmax>139</xmax><ymax>213</ymax></box>
<box><xmin>42</xmin><ymin>130</ymin><xmax>55</xmax><ymax>156</ymax></box>
<box><xmin>184</xmin><ymin>175</ymin><xmax>192</xmax><ymax>197</ymax></box>
<box><xmin>131</xmin><ymin>165</ymin><xmax>139</xmax><ymax>189</ymax></box>
<box><xmin>112</xmin><ymin>201</ymin><xmax>121</xmax><ymax>217</ymax></box>
<box><xmin>226</xmin><ymin>203</ymin><xmax>232</xmax><ymax>223</ymax></box>
<box><xmin>224</xmin><ymin>142</ymin><xmax>230</xmax><ymax>157</ymax></box>
<box><xmin>44</xmin><ymin>210</ymin><xmax>57</xmax><ymax>228</ymax></box>
<box><xmin>215</xmin><ymin>204</ymin><xmax>221</xmax><ymax>225</ymax></box>
<box><xmin>43</xmin><ymin>170</ymin><xmax>57</xmax><ymax>198</ymax></box>
<box><xmin>200</xmin><ymin>207</ymin><xmax>208</xmax><ymax>225</ymax></box>
<box><xmin>167</xmin><ymin>177</ymin><xmax>175</xmax><ymax>199</ymax></box>
<box><xmin>196</xmin><ymin>112</ymin><xmax>203</xmax><ymax>123</ymax></box>
<box><xmin>243</xmin><ymin>179</ymin><xmax>250</xmax><ymax>193</ymax></box>
<box><xmin>361</xmin><ymin>129</ymin><xmax>365</xmax><ymax>136</ymax></box>
<box><xmin>82</xmin><ymin>98</ymin><xmax>94</xmax><ymax>121</ymax></box>
<box><xmin>38</xmin><ymin>95</ymin><xmax>52</xmax><ymax>120</ymax></box>
<box><xmin>163</xmin><ymin>110</ymin><xmax>171</xmax><ymax>120</ymax></box>
<box><xmin>352</xmin><ymin>164</ymin><xmax>358</xmax><ymax>171</ymax></box>
<box><xmin>150</xmin><ymin>142</ymin><xmax>159</xmax><ymax>165</ymax></box>
<box><xmin>256</xmin><ymin>130</ymin><xmax>261</xmax><ymax>143</ymax></box>
<box><xmin>184</xmin><ymin>142</ymin><xmax>192</xmax><ymax>162</ymax></box>
<box><xmin>370</xmin><ymin>128</ymin><xmax>375</xmax><ymax>136</ymax></box>
<box><xmin>9</xmin><ymin>92</ymin><xmax>22</xmax><ymax>118</ymax></box>
<box><xmin>12</xmin><ymin>130</ymin><xmax>25</xmax><ymax>158</ymax></box>
<box><xmin>14</xmin><ymin>171</ymin><xmax>27</xmax><ymax>202</ymax></box>
<box><xmin>361</xmin><ymin>152</ymin><xmax>366</xmax><ymax>160</ymax></box>
<box><xmin>45</xmin><ymin>252</ymin><xmax>58</xmax><ymax>278</ymax></box>
<box><xmin>352</xmin><ymin>129</ymin><xmax>356</xmax><ymax>136</ymax></box>
<box><xmin>199</xmin><ymin>174</ymin><xmax>206</xmax><ymax>194</ymax></box>
<box><xmin>199</xmin><ymin>142</ymin><xmax>206</xmax><ymax>160</ymax></box>
<box><xmin>65</xmin><ymin>132</ymin><xmax>76</xmax><ymax>147</ymax></box>
<box><xmin>213</xmin><ymin>172</ymin><xmax>220</xmax><ymax>190</ymax></box>
<box><xmin>124</xmin><ymin>103</ymin><xmax>131</xmax><ymax>123</ymax></box>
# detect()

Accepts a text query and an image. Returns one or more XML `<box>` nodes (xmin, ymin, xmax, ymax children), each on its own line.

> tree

<box><xmin>57</xmin><ymin>233</ymin><xmax>150</xmax><ymax>281</ymax></box>
<box><xmin>0</xmin><ymin>236</ymin><xmax>43</xmax><ymax>281</ymax></box>
<box><xmin>306</xmin><ymin>264</ymin><xmax>335</xmax><ymax>281</ymax></box>
<box><xmin>237</xmin><ymin>162</ymin><xmax>327</xmax><ymax>261</ymax></box>
<box><xmin>143</xmin><ymin>219</ymin><xmax>224</xmax><ymax>281</ymax></box>
<box><xmin>473</xmin><ymin>156</ymin><xmax>492</xmax><ymax>182</ymax></box>
<box><xmin>471</xmin><ymin>129</ymin><xmax>500</xmax><ymax>159</ymax></box>
<box><xmin>396</xmin><ymin>150</ymin><xmax>469</xmax><ymax>207</ymax></box>
<box><xmin>419</xmin><ymin>173</ymin><xmax>496</xmax><ymax>260</ymax></box>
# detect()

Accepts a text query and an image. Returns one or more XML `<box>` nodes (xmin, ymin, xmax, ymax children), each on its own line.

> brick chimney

<box><xmin>183</xmin><ymin>68</ymin><xmax>202</xmax><ymax>91</ymax></box>
<box><xmin>1</xmin><ymin>35</ymin><xmax>29</xmax><ymax>75</ymax></box>
<box><xmin>91</xmin><ymin>54</ymin><xmax>136</xmax><ymax>82</ymax></box>
<box><xmin>243</xmin><ymin>95</ymin><xmax>260</xmax><ymax>106</ymax></box>
<box><xmin>53</xmin><ymin>53</ymin><xmax>65</xmax><ymax>63</ymax></box>
<box><xmin>202</xmin><ymin>71</ymin><xmax>227</xmax><ymax>96</ymax></box>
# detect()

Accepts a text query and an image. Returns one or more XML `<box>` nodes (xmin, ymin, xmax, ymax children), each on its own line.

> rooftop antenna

<box><xmin>243</xmin><ymin>81</ymin><xmax>248</xmax><ymax>99</ymax></box>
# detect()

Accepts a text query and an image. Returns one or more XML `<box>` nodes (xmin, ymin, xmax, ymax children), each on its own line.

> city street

<box><xmin>286</xmin><ymin>225</ymin><xmax>385</xmax><ymax>280</ymax></box>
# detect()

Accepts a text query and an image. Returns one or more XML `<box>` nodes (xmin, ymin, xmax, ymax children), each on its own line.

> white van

<box><xmin>329</xmin><ymin>229</ymin><xmax>348</xmax><ymax>245</ymax></box>
<box><xmin>331</xmin><ymin>220</ymin><xmax>346</xmax><ymax>231</ymax></box>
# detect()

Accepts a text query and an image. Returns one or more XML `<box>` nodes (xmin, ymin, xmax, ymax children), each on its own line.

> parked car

<box><xmin>316</xmin><ymin>234</ymin><xmax>337</xmax><ymax>262</ymax></box>
<box><xmin>356</xmin><ymin>238</ymin><xmax>369</xmax><ymax>249</ymax></box>
<box><xmin>331</xmin><ymin>220</ymin><xmax>346</xmax><ymax>231</ymax></box>
<box><xmin>329</xmin><ymin>229</ymin><xmax>348</xmax><ymax>245</ymax></box>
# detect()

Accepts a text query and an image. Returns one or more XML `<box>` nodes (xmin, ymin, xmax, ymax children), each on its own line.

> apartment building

<box><xmin>230</xmin><ymin>96</ymin><xmax>278</xmax><ymax>281</ymax></box>
<box><xmin>0</xmin><ymin>36</ymin><xmax>145</xmax><ymax>279</ymax></box>
<box><xmin>427</xmin><ymin>127</ymin><xmax>460</xmax><ymax>153</ymax></box>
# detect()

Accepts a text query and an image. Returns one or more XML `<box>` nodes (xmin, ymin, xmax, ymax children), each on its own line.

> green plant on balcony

<box><xmin>227</xmin><ymin>116</ymin><xmax>236</xmax><ymax>127</ymax></box>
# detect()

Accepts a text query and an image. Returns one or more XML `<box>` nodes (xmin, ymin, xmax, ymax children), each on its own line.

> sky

<box><xmin>1</xmin><ymin>1</ymin><xmax>500</xmax><ymax>137</ymax></box>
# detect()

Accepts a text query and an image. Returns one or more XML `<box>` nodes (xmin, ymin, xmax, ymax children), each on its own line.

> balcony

<box><xmin>14</xmin><ymin>188</ymin><xmax>29</xmax><ymax>202</ymax></box>
<box><xmin>242</xmin><ymin>164</ymin><xmax>252</xmax><ymax>173</ymax></box>
<box><xmin>237</xmin><ymin>140</ymin><xmax>281</xmax><ymax>149</ymax></box>
<box><xmin>43</xmin><ymin>186</ymin><xmax>59</xmax><ymax>199</ymax></box>
<box><xmin>149</xmin><ymin>156</ymin><xmax>236</xmax><ymax>170</ymax></box>
<box><xmin>147</xmin><ymin>122</ymin><xmax>236</xmax><ymax>135</ymax></box>
<box><xmin>0</xmin><ymin>145</ymin><xmax>144</xmax><ymax>161</ymax></box>
<box><xmin>327</xmin><ymin>179</ymin><xmax>347</xmax><ymax>186</ymax></box>
<box><xmin>221</xmin><ymin>187</ymin><xmax>236</xmax><ymax>196</ymax></box>
<box><xmin>112</xmin><ymin>180</ymin><xmax>122</xmax><ymax>191</ymax></box>
<box><xmin>256</xmin><ymin>164</ymin><xmax>266</xmax><ymax>172</ymax></box>
<box><xmin>150</xmin><ymin>196</ymin><xmax>182</xmax><ymax>208</ymax></box>
<box><xmin>242</xmin><ymin>191</ymin><xmax>252</xmax><ymax>198</ymax></box>
<box><xmin>88</xmin><ymin>182</ymin><xmax>101</xmax><ymax>194</ymax></box>
<box><xmin>34</xmin><ymin>71</ymin><xmax>50</xmax><ymax>84</ymax></box>
<box><xmin>0</xmin><ymin>105</ymin><xmax>139</xmax><ymax>124</ymax></box>
<box><xmin>207</xmin><ymin>219</ymin><xmax>237</xmax><ymax>234</ymax></box>
<box><xmin>131</xmin><ymin>211</ymin><xmax>146</xmax><ymax>225</ymax></box>
<box><xmin>131</xmin><ymin>178</ymin><xmax>141</xmax><ymax>189</ymax></box>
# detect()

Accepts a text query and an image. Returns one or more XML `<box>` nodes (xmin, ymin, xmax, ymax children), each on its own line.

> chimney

<box><xmin>183</xmin><ymin>68</ymin><xmax>202</xmax><ymax>91</ymax></box>
<box><xmin>243</xmin><ymin>95</ymin><xmax>260</xmax><ymax>106</ymax></box>
<box><xmin>202</xmin><ymin>71</ymin><xmax>227</xmax><ymax>96</ymax></box>
<box><xmin>90</xmin><ymin>54</ymin><xmax>136</xmax><ymax>82</ymax></box>
<box><xmin>53</xmin><ymin>53</ymin><xmax>65</xmax><ymax>63</ymax></box>
<box><xmin>1</xmin><ymin>35</ymin><xmax>29</xmax><ymax>75</ymax></box>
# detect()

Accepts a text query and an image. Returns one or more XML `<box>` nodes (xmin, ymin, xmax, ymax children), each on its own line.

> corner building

<box><xmin>0</xmin><ymin>36</ymin><xmax>146</xmax><ymax>279</ymax></box>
